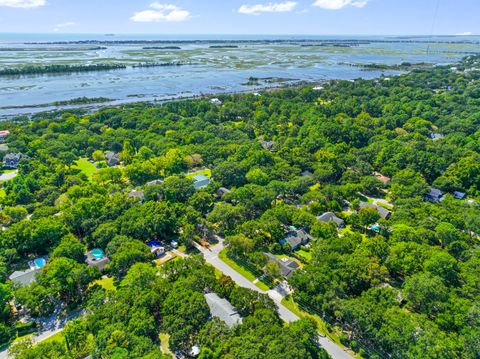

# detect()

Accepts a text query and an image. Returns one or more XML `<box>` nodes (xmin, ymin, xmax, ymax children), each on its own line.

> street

<box><xmin>194</xmin><ymin>239</ymin><xmax>354</xmax><ymax>359</ymax></box>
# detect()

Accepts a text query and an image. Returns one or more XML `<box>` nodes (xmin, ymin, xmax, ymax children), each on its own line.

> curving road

<box><xmin>194</xmin><ymin>239</ymin><xmax>354</xmax><ymax>359</ymax></box>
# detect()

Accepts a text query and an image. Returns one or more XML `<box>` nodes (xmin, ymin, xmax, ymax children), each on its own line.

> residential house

<box><xmin>146</xmin><ymin>179</ymin><xmax>164</xmax><ymax>186</ymax></box>
<box><xmin>193</xmin><ymin>174</ymin><xmax>210</xmax><ymax>190</ymax></box>
<box><xmin>210</xmin><ymin>98</ymin><xmax>222</xmax><ymax>106</ymax></box>
<box><xmin>260</xmin><ymin>140</ymin><xmax>276</xmax><ymax>152</ymax></box>
<box><xmin>425</xmin><ymin>187</ymin><xmax>444</xmax><ymax>203</ymax></box>
<box><xmin>3</xmin><ymin>153</ymin><xmax>28</xmax><ymax>169</ymax></box>
<box><xmin>204</xmin><ymin>293</ymin><xmax>242</xmax><ymax>328</ymax></box>
<box><xmin>85</xmin><ymin>249</ymin><xmax>110</xmax><ymax>270</ymax></box>
<box><xmin>316</xmin><ymin>212</ymin><xmax>345</xmax><ymax>228</ymax></box>
<box><xmin>301</xmin><ymin>170</ymin><xmax>313</xmax><ymax>177</ymax></box>
<box><xmin>105</xmin><ymin>152</ymin><xmax>120</xmax><ymax>167</ymax></box>
<box><xmin>374</xmin><ymin>172</ymin><xmax>391</xmax><ymax>187</ymax></box>
<box><xmin>147</xmin><ymin>240</ymin><xmax>165</xmax><ymax>257</ymax></box>
<box><xmin>8</xmin><ymin>269</ymin><xmax>40</xmax><ymax>287</ymax></box>
<box><xmin>264</xmin><ymin>253</ymin><xmax>299</xmax><ymax>279</ymax></box>
<box><xmin>128</xmin><ymin>189</ymin><xmax>145</xmax><ymax>202</ymax></box>
<box><xmin>430</xmin><ymin>133</ymin><xmax>445</xmax><ymax>141</ymax></box>
<box><xmin>217</xmin><ymin>187</ymin><xmax>231</xmax><ymax>197</ymax></box>
<box><xmin>0</xmin><ymin>130</ymin><xmax>10</xmax><ymax>142</ymax></box>
<box><xmin>454</xmin><ymin>191</ymin><xmax>466</xmax><ymax>200</ymax></box>
<box><xmin>279</xmin><ymin>228</ymin><xmax>312</xmax><ymax>251</ymax></box>
<box><xmin>359</xmin><ymin>202</ymin><xmax>391</xmax><ymax>220</ymax></box>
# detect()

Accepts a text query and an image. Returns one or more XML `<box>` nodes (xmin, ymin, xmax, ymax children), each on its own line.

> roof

<box><xmin>316</xmin><ymin>212</ymin><xmax>344</xmax><ymax>227</ymax></box>
<box><xmin>193</xmin><ymin>174</ymin><xmax>210</xmax><ymax>189</ymax></box>
<box><xmin>105</xmin><ymin>152</ymin><xmax>120</xmax><ymax>166</ymax></box>
<box><xmin>128</xmin><ymin>189</ymin><xmax>145</xmax><ymax>199</ymax></box>
<box><xmin>217</xmin><ymin>187</ymin><xmax>231</xmax><ymax>196</ymax></box>
<box><xmin>374</xmin><ymin>173</ymin><xmax>391</xmax><ymax>185</ymax></box>
<box><xmin>425</xmin><ymin>187</ymin><xmax>443</xmax><ymax>202</ymax></box>
<box><xmin>260</xmin><ymin>140</ymin><xmax>275</xmax><ymax>151</ymax></box>
<box><xmin>264</xmin><ymin>253</ymin><xmax>299</xmax><ymax>279</ymax></box>
<box><xmin>431</xmin><ymin>133</ymin><xmax>445</xmax><ymax>141</ymax></box>
<box><xmin>359</xmin><ymin>202</ymin><xmax>391</xmax><ymax>220</ymax></box>
<box><xmin>193</xmin><ymin>174</ymin><xmax>209</xmax><ymax>182</ymax></box>
<box><xmin>454</xmin><ymin>191</ymin><xmax>466</xmax><ymax>199</ymax></box>
<box><xmin>204</xmin><ymin>293</ymin><xmax>242</xmax><ymax>328</ymax></box>
<box><xmin>146</xmin><ymin>179</ymin><xmax>164</xmax><ymax>186</ymax></box>
<box><xmin>281</xmin><ymin>229</ymin><xmax>312</xmax><ymax>249</ymax></box>
<box><xmin>9</xmin><ymin>269</ymin><xmax>40</xmax><ymax>286</ymax></box>
<box><xmin>301</xmin><ymin>170</ymin><xmax>313</xmax><ymax>177</ymax></box>
<box><xmin>0</xmin><ymin>130</ymin><xmax>10</xmax><ymax>136</ymax></box>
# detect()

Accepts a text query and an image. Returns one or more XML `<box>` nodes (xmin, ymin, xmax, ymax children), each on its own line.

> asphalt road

<box><xmin>195</xmin><ymin>239</ymin><xmax>354</xmax><ymax>359</ymax></box>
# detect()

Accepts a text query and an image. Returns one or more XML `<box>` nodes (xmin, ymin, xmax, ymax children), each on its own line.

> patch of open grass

<box><xmin>90</xmin><ymin>276</ymin><xmax>116</xmax><ymax>291</ymax></box>
<box><xmin>218</xmin><ymin>249</ymin><xmax>270</xmax><ymax>291</ymax></box>
<box><xmin>159</xmin><ymin>333</ymin><xmax>173</xmax><ymax>356</ymax></box>
<box><xmin>186</xmin><ymin>169</ymin><xmax>211</xmax><ymax>179</ymax></box>
<box><xmin>73</xmin><ymin>158</ymin><xmax>98</xmax><ymax>178</ymax></box>
<box><xmin>296</xmin><ymin>249</ymin><xmax>312</xmax><ymax>262</ymax></box>
<box><xmin>38</xmin><ymin>331</ymin><xmax>65</xmax><ymax>346</ymax></box>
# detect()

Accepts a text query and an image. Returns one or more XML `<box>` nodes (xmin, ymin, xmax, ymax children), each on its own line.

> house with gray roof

<box><xmin>128</xmin><ymin>189</ymin><xmax>145</xmax><ymax>202</ymax></box>
<box><xmin>3</xmin><ymin>153</ymin><xmax>28</xmax><ymax>169</ymax></box>
<box><xmin>264</xmin><ymin>253</ymin><xmax>300</xmax><ymax>279</ymax></box>
<box><xmin>105</xmin><ymin>152</ymin><xmax>120</xmax><ymax>167</ymax></box>
<box><xmin>193</xmin><ymin>174</ymin><xmax>210</xmax><ymax>190</ymax></box>
<box><xmin>279</xmin><ymin>228</ymin><xmax>312</xmax><ymax>250</ymax></box>
<box><xmin>146</xmin><ymin>179</ymin><xmax>164</xmax><ymax>186</ymax></box>
<box><xmin>9</xmin><ymin>269</ymin><xmax>40</xmax><ymax>287</ymax></box>
<box><xmin>425</xmin><ymin>187</ymin><xmax>444</xmax><ymax>203</ymax></box>
<box><xmin>359</xmin><ymin>202</ymin><xmax>391</xmax><ymax>220</ymax></box>
<box><xmin>316</xmin><ymin>212</ymin><xmax>345</xmax><ymax>228</ymax></box>
<box><xmin>204</xmin><ymin>293</ymin><xmax>242</xmax><ymax>328</ymax></box>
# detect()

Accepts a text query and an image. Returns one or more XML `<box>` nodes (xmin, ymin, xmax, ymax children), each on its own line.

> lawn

<box><xmin>218</xmin><ymin>249</ymin><xmax>270</xmax><ymax>291</ymax></box>
<box><xmin>295</xmin><ymin>249</ymin><xmax>312</xmax><ymax>262</ymax></box>
<box><xmin>73</xmin><ymin>159</ymin><xmax>98</xmax><ymax>178</ymax></box>
<box><xmin>154</xmin><ymin>252</ymin><xmax>177</xmax><ymax>266</ymax></box>
<box><xmin>90</xmin><ymin>276</ymin><xmax>116</xmax><ymax>291</ymax></box>
<box><xmin>186</xmin><ymin>168</ymin><xmax>211</xmax><ymax>179</ymax></box>
<box><xmin>159</xmin><ymin>333</ymin><xmax>173</xmax><ymax>356</ymax></box>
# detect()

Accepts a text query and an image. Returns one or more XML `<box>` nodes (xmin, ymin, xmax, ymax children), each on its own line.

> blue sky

<box><xmin>0</xmin><ymin>0</ymin><xmax>478</xmax><ymax>35</ymax></box>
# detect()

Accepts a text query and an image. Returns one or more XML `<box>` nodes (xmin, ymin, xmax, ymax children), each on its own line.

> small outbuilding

<box><xmin>425</xmin><ymin>187</ymin><xmax>444</xmax><ymax>203</ymax></box>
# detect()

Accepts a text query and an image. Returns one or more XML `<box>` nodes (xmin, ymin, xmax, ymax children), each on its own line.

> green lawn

<box><xmin>218</xmin><ymin>249</ymin><xmax>270</xmax><ymax>291</ymax></box>
<box><xmin>91</xmin><ymin>276</ymin><xmax>116</xmax><ymax>291</ymax></box>
<box><xmin>186</xmin><ymin>169</ymin><xmax>211</xmax><ymax>179</ymax></box>
<box><xmin>159</xmin><ymin>333</ymin><xmax>173</xmax><ymax>356</ymax></box>
<box><xmin>73</xmin><ymin>159</ymin><xmax>98</xmax><ymax>178</ymax></box>
<box><xmin>296</xmin><ymin>249</ymin><xmax>312</xmax><ymax>262</ymax></box>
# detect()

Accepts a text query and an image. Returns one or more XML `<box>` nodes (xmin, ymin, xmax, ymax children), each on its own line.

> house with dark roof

<box><xmin>425</xmin><ymin>187</ymin><xmax>444</xmax><ymax>203</ymax></box>
<box><xmin>279</xmin><ymin>228</ymin><xmax>312</xmax><ymax>250</ymax></box>
<box><xmin>204</xmin><ymin>293</ymin><xmax>242</xmax><ymax>328</ymax></box>
<box><xmin>316</xmin><ymin>212</ymin><xmax>345</xmax><ymax>228</ymax></box>
<box><xmin>3</xmin><ymin>153</ymin><xmax>28</xmax><ymax>169</ymax></box>
<box><xmin>264</xmin><ymin>253</ymin><xmax>299</xmax><ymax>279</ymax></box>
<box><xmin>105</xmin><ymin>152</ymin><xmax>120</xmax><ymax>167</ymax></box>
<box><xmin>359</xmin><ymin>202</ymin><xmax>391</xmax><ymax>220</ymax></box>
<box><xmin>217</xmin><ymin>187</ymin><xmax>231</xmax><ymax>197</ymax></box>
<box><xmin>9</xmin><ymin>269</ymin><xmax>40</xmax><ymax>287</ymax></box>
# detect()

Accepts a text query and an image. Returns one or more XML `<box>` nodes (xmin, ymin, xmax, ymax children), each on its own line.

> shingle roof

<box><xmin>316</xmin><ymin>212</ymin><xmax>344</xmax><ymax>227</ymax></box>
<box><xmin>281</xmin><ymin>229</ymin><xmax>312</xmax><ymax>249</ymax></box>
<box><xmin>264</xmin><ymin>253</ymin><xmax>299</xmax><ymax>279</ymax></box>
<box><xmin>204</xmin><ymin>293</ymin><xmax>242</xmax><ymax>328</ymax></box>
<box><xmin>359</xmin><ymin>202</ymin><xmax>391</xmax><ymax>220</ymax></box>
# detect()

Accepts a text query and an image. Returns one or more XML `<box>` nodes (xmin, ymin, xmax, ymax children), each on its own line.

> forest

<box><xmin>0</xmin><ymin>55</ymin><xmax>479</xmax><ymax>358</ymax></box>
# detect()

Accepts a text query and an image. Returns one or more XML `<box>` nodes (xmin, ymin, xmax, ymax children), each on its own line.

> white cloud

<box><xmin>0</xmin><ymin>0</ymin><xmax>45</xmax><ymax>8</ymax></box>
<box><xmin>238</xmin><ymin>1</ymin><xmax>297</xmax><ymax>15</ymax></box>
<box><xmin>312</xmin><ymin>0</ymin><xmax>369</xmax><ymax>10</ymax></box>
<box><xmin>455</xmin><ymin>32</ymin><xmax>472</xmax><ymax>36</ymax></box>
<box><xmin>53</xmin><ymin>21</ymin><xmax>75</xmax><ymax>32</ymax></box>
<box><xmin>131</xmin><ymin>2</ymin><xmax>191</xmax><ymax>23</ymax></box>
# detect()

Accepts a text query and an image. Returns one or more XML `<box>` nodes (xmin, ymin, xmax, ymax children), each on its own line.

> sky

<box><xmin>0</xmin><ymin>0</ymin><xmax>478</xmax><ymax>35</ymax></box>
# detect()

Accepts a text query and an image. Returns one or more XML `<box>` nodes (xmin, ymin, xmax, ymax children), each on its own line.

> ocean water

<box><xmin>0</xmin><ymin>33</ymin><xmax>479</xmax><ymax>118</ymax></box>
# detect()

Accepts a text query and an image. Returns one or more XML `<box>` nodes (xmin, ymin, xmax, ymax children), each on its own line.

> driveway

<box><xmin>194</xmin><ymin>239</ymin><xmax>353</xmax><ymax>359</ymax></box>
<box><xmin>0</xmin><ymin>310</ymin><xmax>83</xmax><ymax>359</ymax></box>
